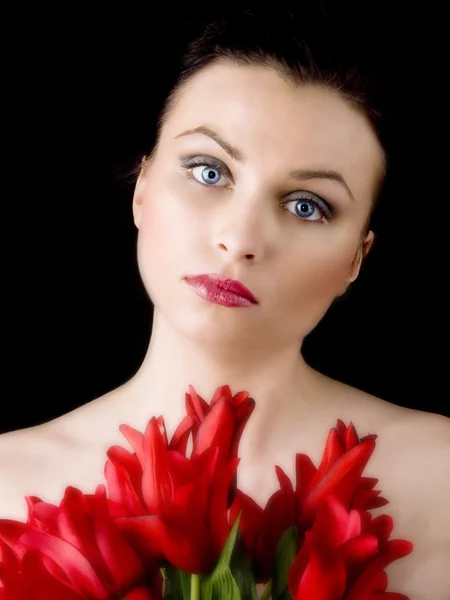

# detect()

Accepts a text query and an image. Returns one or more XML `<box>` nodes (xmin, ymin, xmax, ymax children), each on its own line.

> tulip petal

<box><xmin>299</xmin><ymin>440</ymin><xmax>376</xmax><ymax>527</ymax></box>
<box><xmin>0</xmin><ymin>521</ymin><xmax>30</xmax><ymax>560</ymax></box>
<box><xmin>339</xmin><ymin>533</ymin><xmax>379</xmax><ymax>566</ymax></box>
<box><xmin>105</xmin><ymin>447</ymin><xmax>148</xmax><ymax>514</ymax></box>
<box><xmin>192</xmin><ymin>398</ymin><xmax>235</xmax><ymax>459</ymax></box>
<box><xmin>119</xmin><ymin>424</ymin><xmax>146</xmax><ymax>464</ymax></box>
<box><xmin>19</xmin><ymin>528</ymin><xmax>108</xmax><ymax>597</ymax></box>
<box><xmin>187</xmin><ymin>385</ymin><xmax>210</xmax><ymax>420</ymax></box>
<box><xmin>295</xmin><ymin>454</ymin><xmax>317</xmax><ymax>503</ymax></box>
<box><xmin>369</xmin><ymin>514</ymin><xmax>394</xmax><ymax>545</ymax></box>
<box><xmin>89</xmin><ymin>490</ymin><xmax>146</xmax><ymax>592</ymax></box>
<box><xmin>58</xmin><ymin>487</ymin><xmax>114</xmax><ymax>587</ymax></box>
<box><xmin>21</xmin><ymin>551</ymin><xmax>84</xmax><ymax>600</ymax></box>
<box><xmin>295</xmin><ymin>542</ymin><xmax>346</xmax><ymax>600</ymax></box>
<box><xmin>142</xmin><ymin>418</ymin><xmax>173</xmax><ymax>512</ymax></box>
<box><xmin>209</xmin><ymin>458</ymin><xmax>239</xmax><ymax>555</ymax></box>
<box><xmin>346</xmin><ymin>539</ymin><xmax>414</xmax><ymax>599</ymax></box>
<box><xmin>169</xmin><ymin>415</ymin><xmax>195</xmax><ymax>456</ymax></box>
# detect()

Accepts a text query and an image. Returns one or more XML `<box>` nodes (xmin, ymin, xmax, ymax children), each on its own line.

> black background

<box><xmin>2</xmin><ymin>3</ymin><xmax>448</xmax><ymax>433</ymax></box>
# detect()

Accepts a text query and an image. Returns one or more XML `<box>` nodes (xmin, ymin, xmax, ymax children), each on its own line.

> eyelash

<box><xmin>180</xmin><ymin>155</ymin><xmax>334</xmax><ymax>224</ymax></box>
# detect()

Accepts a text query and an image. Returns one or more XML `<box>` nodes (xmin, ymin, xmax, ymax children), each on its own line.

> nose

<box><xmin>213</xmin><ymin>194</ymin><xmax>275</xmax><ymax>262</ymax></box>
<box><xmin>217</xmin><ymin>238</ymin><xmax>256</xmax><ymax>261</ymax></box>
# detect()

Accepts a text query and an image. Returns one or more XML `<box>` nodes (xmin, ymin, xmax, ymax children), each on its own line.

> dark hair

<box><xmin>141</xmin><ymin>6</ymin><xmax>394</xmax><ymax>233</ymax></box>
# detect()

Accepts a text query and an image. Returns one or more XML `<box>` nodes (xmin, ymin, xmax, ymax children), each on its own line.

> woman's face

<box><xmin>133</xmin><ymin>61</ymin><xmax>382</xmax><ymax>348</ymax></box>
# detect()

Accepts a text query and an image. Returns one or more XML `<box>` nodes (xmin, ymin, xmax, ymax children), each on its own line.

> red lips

<box><xmin>185</xmin><ymin>274</ymin><xmax>259</xmax><ymax>304</ymax></box>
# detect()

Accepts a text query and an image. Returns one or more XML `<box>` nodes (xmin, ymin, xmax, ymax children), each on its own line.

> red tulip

<box><xmin>296</xmin><ymin>420</ymin><xmax>388</xmax><ymax>530</ymax></box>
<box><xmin>231</xmin><ymin>465</ymin><xmax>296</xmax><ymax>582</ymax></box>
<box><xmin>231</xmin><ymin>420</ymin><xmax>389</xmax><ymax>582</ymax></box>
<box><xmin>0</xmin><ymin>486</ymin><xmax>162</xmax><ymax>600</ymax></box>
<box><xmin>0</xmin><ymin>537</ymin><xmax>88</xmax><ymax>600</ymax></box>
<box><xmin>0</xmin><ymin>535</ymin><xmax>27</xmax><ymax>599</ymax></box>
<box><xmin>105</xmin><ymin>414</ymin><xmax>240</xmax><ymax>574</ymax></box>
<box><xmin>170</xmin><ymin>384</ymin><xmax>255</xmax><ymax>461</ymax></box>
<box><xmin>288</xmin><ymin>495</ymin><xmax>413</xmax><ymax>599</ymax></box>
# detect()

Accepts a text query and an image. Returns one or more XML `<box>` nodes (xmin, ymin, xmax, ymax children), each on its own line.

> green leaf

<box><xmin>163</xmin><ymin>565</ymin><xmax>191</xmax><ymax>600</ymax></box>
<box><xmin>272</xmin><ymin>526</ymin><xmax>298</xmax><ymax>600</ymax></box>
<box><xmin>201</xmin><ymin>567</ymin><xmax>241</xmax><ymax>600</ymax></box>
<box><xmin>229</xmin><ymin>532</ymin><xmax>258</xmax><ymax>600</ymax></box>
<box><xmin>200</xmin><ymin>514</ymin><xmax>243</xmax><ymax>600</ymax></box>
<box><xmin>277</xmin><ymin>591</ymin><xmax>293</xmax><ymax>600</ymax></box>
<box><xmin>217</xmin><ymin>512</ymin><xmax>241</xmax><ymax>571</ymax></box>
<box><xmin>180</xmin><ymin>570</ymin><xmax>191</xmax><ymax>598</ymax></box>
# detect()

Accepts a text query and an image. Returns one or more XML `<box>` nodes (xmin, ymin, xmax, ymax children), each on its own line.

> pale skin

<box><xmin>1</xmin><ymin>61</ymin><xmax>449</xmax><ymax>599</ymax></box>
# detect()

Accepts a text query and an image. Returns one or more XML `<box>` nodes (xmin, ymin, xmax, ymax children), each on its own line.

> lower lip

<box><xmin>185</xmin><ymin>279</ymin><xmax>256</xmax><ymax>307</ymax></box>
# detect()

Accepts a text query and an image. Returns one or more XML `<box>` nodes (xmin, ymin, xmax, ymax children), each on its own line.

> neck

<box><xmin>121</xmin><ymin>309</ymin><xmax>319</xmax><ymax>454</ymax></box>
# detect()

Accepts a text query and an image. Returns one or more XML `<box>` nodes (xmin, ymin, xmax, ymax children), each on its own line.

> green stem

<box><xmin>259</xmin><ymin>580</ymin><xmax>272</xmax><ymax>600</ymax></box>
<box><xmin>190</xmin><ymin>573</ymin><xmax>201</xmax><ymax>600</ymax></box>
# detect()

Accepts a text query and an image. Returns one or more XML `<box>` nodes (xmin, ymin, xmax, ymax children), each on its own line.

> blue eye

<box><xmin>182</xmin><ymin>156</ymin><xmax>229</xmax><ymax>187</ymax></box>
<box><xmin>283</xmin><ymin>193</ymin><xmax>332</xmax><ymax>223</ymax></box>
<box><xmin>181</xmin><ymin>156</ymin><xmax>333</xmax><ymax>223</ymax></box>
<box><xmin>196</xmin><ymin>165</ymin><xmax>222</xmax><ymax>185</ymax></box>
<box><xmin>296</xmin><ymin>200</ymin><xmax>316</xmax><ymax>219</ymax></box>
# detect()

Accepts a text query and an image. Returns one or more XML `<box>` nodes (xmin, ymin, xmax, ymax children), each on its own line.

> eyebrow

<box><xmin>175</xmin><ymin>125</ymin><xmax>356</xmax><ymax>203</ymax></box>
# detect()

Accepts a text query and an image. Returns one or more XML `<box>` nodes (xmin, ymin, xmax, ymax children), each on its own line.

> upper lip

<box><xmin>185</xmin><ymin>273</ymin><xmax>259</xmax><ymax>304</ymax></box>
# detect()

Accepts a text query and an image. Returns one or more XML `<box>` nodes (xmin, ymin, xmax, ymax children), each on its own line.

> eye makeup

<box><xmin>179</xmin><ymin>153</ymin><xmax>336</xmax><ymax>224</ymax></box>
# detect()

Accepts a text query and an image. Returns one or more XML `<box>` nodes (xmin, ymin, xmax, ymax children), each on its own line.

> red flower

<box><xmin>170</xmin><ymin>384</ymin><xmax>255</xmax><ymax>460</ymax></box>
<box><xmin>288</xmin><ymin>495</ymin><xmax>413</xmax><ymax>600</ymax></box>
<box><xmin>231</xmin><ymin>420</ymin><xmax>388</xmax><ymax>582</ymax></box>
<box><xmin>105</xmin><ymin>414</ymin><xmax>239</xmax><ymax>574</ymax></box>
<box><xmin>230</xmin><ymin>466</ymin><xmax>296</xmax><ymax>582</ymax></box>
<box><xmin>296</xmin><ymin>420</ymin><xmax>388</xmax><ymax>530</ymax></box>
<box><xmin>0</xmin><ymin>486</ymin><xmax>162</xmax><ymax>600</ymax></box>
<box><xmin>0</xmin><ymin>535</ymin><xmax>27</xmax><ymax>599</ymax></box>
<box><xmin>0</xmin><ymin>536</ymin><xmax>92</xmax><ymax>600</ymax></box>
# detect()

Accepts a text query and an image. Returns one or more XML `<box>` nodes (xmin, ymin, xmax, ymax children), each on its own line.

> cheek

<box><xmin>294</xmin><ymin>244</ymin><xmax>354</xmax><ymax>294</ymax></box>
<box><xmin>277</xmin><ymin>236</ymin><xmax>357</xmax><ymax>327</ymax></box>
<box><xmin>135</xmin><ymin>183</ymin><xmax>195</xmax><ymax>299</ymax></box>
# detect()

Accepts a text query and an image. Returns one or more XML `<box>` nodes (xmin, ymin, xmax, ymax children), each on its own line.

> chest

<box><xmin>235</xmin><ymin>435</ymin><xmax>442</xmax><ymax>599</ymax></box>
<box><xmin>16</xmin><ymin>427</ymin><xmax>445</xmax><ymax>599</ymax></box>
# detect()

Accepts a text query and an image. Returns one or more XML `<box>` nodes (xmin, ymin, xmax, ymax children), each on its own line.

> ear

<box><xmin>132</xmin><ymin>161</ymin><xmax>148</xmax><ymax>230</ymax></box>
<box><xmin>349</xmin><ymin>230</ymin><xmax>375</xmax><ymax>283</ymax></box>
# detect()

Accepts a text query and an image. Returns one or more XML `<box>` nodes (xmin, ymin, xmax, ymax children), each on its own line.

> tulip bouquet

<box><xmin>0</xmin><ymin>385</ymin><xmax>413</xmax><ymax>599</ymax></box>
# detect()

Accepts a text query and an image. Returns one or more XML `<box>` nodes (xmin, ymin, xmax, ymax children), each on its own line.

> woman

<box><xmin>1</xmin><ymin>7</ymin><xmax>449</xmax><ymax>598</ymax></box>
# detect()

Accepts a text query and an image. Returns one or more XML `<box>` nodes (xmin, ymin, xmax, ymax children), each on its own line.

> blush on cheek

<box><xmin>294</xmin><ymin>245</ymin><xmax>355</xmax><ymax>299</ymax></box>
<box><xmin>136</xmin><ymin>187</ymin><xmax>193</xmax><ymax>304</ymax></box>
<box><xmin>286</xmin><ymin>250</ymin><xmax>356</xmax><ymax>334</ymax></box>
<box><xmin>135</xmin><ymin>198</ymin><xmax>168</xmax><ymax>299</ymax></box>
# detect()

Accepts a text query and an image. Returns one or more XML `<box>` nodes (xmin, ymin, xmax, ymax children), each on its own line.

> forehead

<box><xmin>162</xmin><ymin>61</ymin><xmax>383</xmax><ymax>201</ymax></box>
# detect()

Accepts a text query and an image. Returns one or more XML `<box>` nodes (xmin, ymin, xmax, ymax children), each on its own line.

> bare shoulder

<box><xmin>316</xmin><ymin>374</ymin><xmax>450</xmax><ymax>512</ymax></box>
<box><xmin>0</xmin><ymin>423</ymin><xmax>65</xmax><ymax>520</ymax></box>
<box><xmin>317</xmin><ymin>371</ymin><xmax>449</xmax><ymax>436</ymax></box>
<box><xmin>323</xmin><ymin>377</ymin><xmax>450</xmax><ymax>598</ymax></box>
<box><xmin>324</xmin><ymin>374</ymin><xmax>450</xmax><ymax>482</ymax></box>
<box><xmin>0</xmin><ymin>388</ymin><xmax>127</xmax><ymax>521</ymax></box>
<box><xmin>376</xmin><ymin>409</ymin><xmax>450</xmax><ymax>598</ymax></box>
